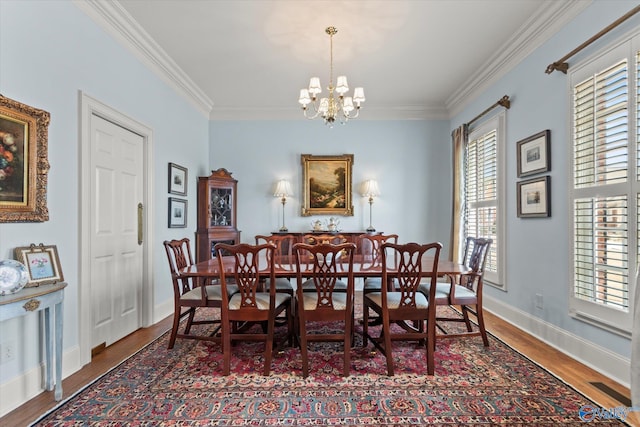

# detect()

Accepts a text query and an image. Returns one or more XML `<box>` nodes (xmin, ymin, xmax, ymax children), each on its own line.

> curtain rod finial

<box><xmin>498</xmin><ymin>95</ymin><xmax>510</xmax><ymax>109</ymax></box>
<box><xmin>545</xmin><ymin>62</ymin><xmax>568</xmax><ymax>74</ymax></box>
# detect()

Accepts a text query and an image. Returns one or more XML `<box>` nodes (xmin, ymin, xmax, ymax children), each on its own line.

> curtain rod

<box><xmin>546</xmin><ymin>5</ymin><xmax>640</xmax><ymax>74</ymax></box>
<box><xmin>467</xmin><ymin>95</ymin><xmax>510</xmax><ymax>127</ymax></box>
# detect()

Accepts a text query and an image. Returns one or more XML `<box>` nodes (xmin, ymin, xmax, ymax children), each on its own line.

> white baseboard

<box><xmin>154</xmin><ymin>299</ymin><xmax>173</xmax><ymax>324</ymax></box>
<box><xmin>484</xmin><ymin>294</ymin><xmax>630</xmax><ymax>388</ymax></box>
<box><xmin>0</xmin><ymin>344</ymin><xmax>82</xmax><ymax>417</ymax></box>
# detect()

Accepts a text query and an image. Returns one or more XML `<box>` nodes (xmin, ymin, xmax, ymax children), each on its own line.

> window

<box><xmin>569</xmin><ymin>37</ymin><xmax>640</xmax><ymax>336</ymax></box>
<box><xmin>464</xmin><ymin>113</ymin><xmax>505</xmax><ymax>288</ymax></box>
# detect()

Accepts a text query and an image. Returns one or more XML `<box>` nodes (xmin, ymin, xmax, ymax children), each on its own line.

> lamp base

<box><xmin>279</xmin><ymin>226</ymin><xmax>289</xmax><ymax>232</ymax></box>
<box><xmin>366</xmin><ymin>226</ymin><xmax>376</xmax><ymax>232</ymax></box>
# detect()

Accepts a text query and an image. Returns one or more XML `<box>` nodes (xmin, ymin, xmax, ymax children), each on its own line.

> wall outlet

<box><xmin>0</xmin><ymin>340</ymin><xmax>16</xmax><ymax>364</ymax></box>
<box><xmin>535</xmin><ymin>293</ymin><xmax>543</xmax><ymax>310</ymax></box>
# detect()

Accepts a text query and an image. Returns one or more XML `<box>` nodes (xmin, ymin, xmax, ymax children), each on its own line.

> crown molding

<box><xmin>446</xmin><ymin>0</ymin><xmax>592</xmax><ymax>118</ymax></box>
<box><xmin>73</xmin><ymin>0</ymin><xmax>213</xmax><ymax>118</ymax></box>
<box><xmin>209</xmin><ymin>104</ymin><xmax>449</xmax><ymax>121</ymax></box>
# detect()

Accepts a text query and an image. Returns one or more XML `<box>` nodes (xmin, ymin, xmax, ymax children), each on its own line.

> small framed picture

<box><xmin>517</xmin><ymin>176</ymin><xmax>551</xmax><ymax>218</ymax></box>
<box><xmin>517</xmin><ymin>130</ymin><xmax>550</xmax><ymax>177</ymax></box>
<box><xmin>168</xmin><ymin>197</ymin><xmax>187</xmax><ymax>228</ymax></box>
<box><xmin>168</xmin><ymin>163</ymin><xmax>187</xmax><ymax>196</ymax></box>
<box><xmin>14</xmin><ymin>243</ymin><xmax>64</xmax><ymax>286</ymax></box>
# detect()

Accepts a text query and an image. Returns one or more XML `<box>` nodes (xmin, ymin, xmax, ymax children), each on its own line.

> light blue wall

<box><xmin>0</xmin><ymin>0</ymin><xmax>209</xmax><ymax>388</ymax></box>
<box><xmin>209</xmin><ymin>120</ymin><xmax>452</xmax><ymax>247</ymax></box>
<box><xmin>451</xmin><ymin>0</ymin><xmax>640</xmax><ymax>359</ymax></box>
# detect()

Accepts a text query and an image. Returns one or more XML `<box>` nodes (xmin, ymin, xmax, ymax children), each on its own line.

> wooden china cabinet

<box><xmin>196</xmin><ymin>168</ymin><xmax>241</xmax><ymax>262</ymax></box>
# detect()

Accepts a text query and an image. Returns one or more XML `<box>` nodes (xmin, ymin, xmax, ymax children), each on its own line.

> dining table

<box><xmin>178</xmin><ymin>255</ymin><xmax>470</xmax><ymax>283</ymax></box>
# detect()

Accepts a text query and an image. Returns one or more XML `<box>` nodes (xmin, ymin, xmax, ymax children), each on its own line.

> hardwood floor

<box><xmin>1</xmin><ymin>310</ymin><xmax>636</xmax><ymax>426</ymax></box>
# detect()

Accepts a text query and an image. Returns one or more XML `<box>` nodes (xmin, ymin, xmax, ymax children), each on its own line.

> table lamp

<box><xmin>361</xmin><ymin>179</ymin><xmax>380</xmax><ymax>232</ymax></box>
<box><xmin>274</xmin><ymin>179</ymin><xmax>293</xmax><ymax>232</ymax></box>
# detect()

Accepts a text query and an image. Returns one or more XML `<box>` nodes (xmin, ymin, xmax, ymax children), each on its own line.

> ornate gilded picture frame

<box><xmin>0</xmin><ymin>95</ymin><xmax>50</xmax><ymax>222</ymax></box>
<box><xmin>15</xmin><ymin>243</ymin><xmax>64</xmax><ymax>286</ymax></box>
<box><xmin>301</xmin><ymin>154</ymin><xmax>353</xmax><ymax>216</ymax></box>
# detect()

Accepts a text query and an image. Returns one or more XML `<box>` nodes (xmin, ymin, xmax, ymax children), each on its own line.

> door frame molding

<box><xmin>78</xmin><ymin>91</ymin><xmax>154</xmax><ymax>366</ymax></box>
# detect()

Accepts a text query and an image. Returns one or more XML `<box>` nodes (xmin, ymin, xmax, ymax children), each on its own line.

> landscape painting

<box><xmin>301</xmin><ymin>154</ymin><xmax>353</xmax><ymax>216</ymax></box>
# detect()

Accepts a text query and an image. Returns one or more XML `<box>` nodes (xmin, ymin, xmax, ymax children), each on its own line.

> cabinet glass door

<box><xmin>210</xmin><ymin>188</ymin><xmax>233</xmax><ymax>227</ymax></box>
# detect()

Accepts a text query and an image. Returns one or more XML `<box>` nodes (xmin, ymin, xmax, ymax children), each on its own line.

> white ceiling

<box><xmin>83</xmin><ymin>0</ymin><xmax>589</xmax><ymax>120</ymax></box>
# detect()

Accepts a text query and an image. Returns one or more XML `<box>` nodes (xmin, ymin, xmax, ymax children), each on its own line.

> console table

<box><xmin>0</xmin><ymin>282</ymin><xmax>67</xmax><ymax>400</ymax></box>
<box><xmin>270</xmin><ymin>231</ymin><xmax>381</xmax><ymax>255</ymax></box>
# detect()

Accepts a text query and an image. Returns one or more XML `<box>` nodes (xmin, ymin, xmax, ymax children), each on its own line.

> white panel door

<box><xmin>90</xmin><ymin>114</ymin><xmax>144</xmax><ymax>348</ymax></box>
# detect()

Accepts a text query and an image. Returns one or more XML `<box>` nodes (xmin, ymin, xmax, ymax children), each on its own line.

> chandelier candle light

<box><xmin>362</xmin><ymin>179</ymin><xmax>379</xmax><ymax>232</ymax></box>
<box><xmin>298</xmin><ymin>26</ymin><xmax>365</xmax><ymax>126</ymax></box>
<box><xmin>274</xmin><ymin>179</ymin><xmax>293</xmax><ymax>232</ymax></box>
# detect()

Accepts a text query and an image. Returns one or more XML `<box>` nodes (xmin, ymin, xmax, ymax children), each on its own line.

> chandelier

<box><xmin>298</xmin><ymin>26</ymin><xmax>365</xmax><ymax>126</ymax></box>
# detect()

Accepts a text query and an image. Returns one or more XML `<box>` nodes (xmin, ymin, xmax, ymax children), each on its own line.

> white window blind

<box><xmin>570</xmin><ymin>39</ymin><xmax>637</xmax><ymax>335</ymax></box>
<box><xmin>465</xmin><ymin>121</ymin><xmax>502</xmax><ymax>286</ymax></box>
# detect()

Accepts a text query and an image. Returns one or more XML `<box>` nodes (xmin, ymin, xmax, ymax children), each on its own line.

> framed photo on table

<box><xmin>0</xmin><ymin>95</ymin><xmax>51</xmax><ymax>222</ymax></box>
<box><xmin>168</xmin><ymin>163</ymin><xmax>187</xmax><ymax>196</ymax></box>
<box><xmin>14</xmin><ymin>243</ymin><xmax>64</xmax><ymax>286</ymax></box>
<box><xmin>517</xmin><ymin>130</ymin><xmax>550</xmax><ymax>177</ymax></box>
<box><xmin>517</xmin><ymin>176</ymin><xmax>551</xmax><ymax>218</ymax></box>
<box><xmin>301</xmin><ymin>154</ymin><xmax>354</xmax><ymax>216</ymax></box>
<box><xmin>168</xmin><ymin>197</ymin><xmax>187</xmax><ymax>228</ymax></box>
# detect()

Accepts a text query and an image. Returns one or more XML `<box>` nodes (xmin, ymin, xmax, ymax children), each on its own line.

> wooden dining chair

<box><xmin>358</xmin><ymin>233</ymin><xmax>399</xmax><ymax>325</ymax></box>
<box><xmin>300</xmin><ymin>233</ymin><xmax>349</xmax><ymax>291</ymax></box>
<box><xmin>421</xmin><ymin>237</ymin><xmax>492</xmax><ymax>347</ymax></box>
<box><xmin>293</xmin><ymin>241</ymin><xmax>356</xmax><ymax>377</ymax></box>
<box><xmin>163</xmin><ymin>238</ymin><xmax>238</xmax><ymax>349</ymax></box>
<box><xmin>362</xmin><ymin>241</ymin><xmax>442</xmax><ymax>376</ymax></box>
<box><xmin>215</xmin><ymin>242</ymin><xmax>293</xmax><ymax>376</ymax></box>
<box><xmin>254</xmin><ymin>234</ymin><xmax>296</xmax><ymax>296</ymax></box>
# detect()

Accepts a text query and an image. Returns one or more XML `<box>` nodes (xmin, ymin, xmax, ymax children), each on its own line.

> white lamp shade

<box><xmin>353</xmin><ymin>87</ymin><xmax>365</xmax><ymax>104</ymax></box>
<box><xmin>336</xmin><ymin>75</ymin><xmax>349</xmax><ymax>95</ymax></box>
<box><xmin>362</xmin><ymin>179</ymin><xmax>380</xmax><ymax>197</ymax></box>
<box><xmin>308</xmin><ymin>77</ymin><xmax>322</xmax><ymax>95</ymax></box>
<box><xmin>298</xmin><ymin>89</ymin><xmax>311</xmax><ymax>105</ymax></box>
<box><xmin>274</xmin><ymin>180</ymin><xmax>293</xmax><ymax>197</ymax></box>
<box><xmin>342</xmin><ymin>97</ymin><xmax>354</xmax><ymax>113</ymax></box>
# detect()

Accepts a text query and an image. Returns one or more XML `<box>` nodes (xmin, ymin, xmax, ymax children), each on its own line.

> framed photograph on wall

<box><xmin>168</xmin><ymin>162</ymin><xmax>187</xmax><ymax>196</ymax></box>
<box><xmin>0</xmin><ymin>95</ymin><xmax>50</xmax><ymax>222</ymax></box>
<box><xmin>14</xmin><ymin>243</ymin><xmax>64</xmax><ymax>286</ymax></box>
<box><xmin>168</xmin><ymin>197</ymin><xmax>187</xmax><ymax>228</ymax></box>
<box><xmin>301</xmin><ymin>154</ymin><xmax>354</xmax><ymax>216</ymax></box>
<box><xmin>517</xmin><ymin>176</ymin><xmax>551</xmax><ymax>218</ymax></box>
<box><xmin>517</xmin><ymin>130</ymin><xmax>550</xmax><ymax>177</ymax></box>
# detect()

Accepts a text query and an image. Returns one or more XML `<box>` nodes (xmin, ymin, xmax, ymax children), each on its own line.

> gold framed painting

<box><xmin>0</xmin><ymin>95</ymin><xmax>50</xmax><ymax>222</ymax></box>
<box><xmin>301</xmin><ymin>154</ymin><xmax>353</xmax><ymax>216</ymax></box>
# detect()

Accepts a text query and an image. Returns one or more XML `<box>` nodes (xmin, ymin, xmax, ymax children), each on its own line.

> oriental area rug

<box><xmin>33</xmin><ymin>306</ymin><xmax>628</xmax><ymax>426</ymax></box>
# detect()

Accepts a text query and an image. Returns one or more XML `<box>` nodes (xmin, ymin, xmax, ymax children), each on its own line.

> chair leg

<box><xmin>184</xmin><ymin>308</ymin><xmax>196</xmax><ymax>334</ymax></box>
<box><xmin>476</xmin><ymin>305</ymin><xmax>490</xmax><ymax>347</ymax></box>
<box><xmin>344</xmin><ymin>311</ymin><xmax>352</xmax><ymax>377</ymax></box>
<box><xmin>264</xmin><ymin>316</ymin><xmax>275</xmax><ymax>376</ymax></box>
<box><xmin>297</xmin><ymin>302</ymin><xmax>309</xmax><ymax>378</ymax></box>
<box><xmin>382</xmin><ymin>313</ymin><xmax>394</xmax><ymax>376</ymax></box>
<box><xmin>222</xmin><ymin>316</ymin><xmax>231</xmax><ymax>376</ymax></box>
<box><xmin>362</xmin><ymin>302</ymin><xmax>370</xmax><ymax>348</ymax></box>
<box><xmin>461</xmin><ymin>305</ymin><xmax>473</xmax><ymax>332</ymax></box>
<box><xmin>168</xmin><ymin>306</ymin><xmax>181</xmax><ymax>349</ymax></box>
<box><xmin>426</xmin><ymin>318</ymin><xmax>435</xmax><ymax>375</ymax></box>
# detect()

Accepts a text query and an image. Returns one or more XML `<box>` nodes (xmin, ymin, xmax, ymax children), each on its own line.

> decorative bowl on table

<box><xmin>0</xmin><ymin>259</ymin><xmax>29</xmax><ymax>295</ymax></box>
